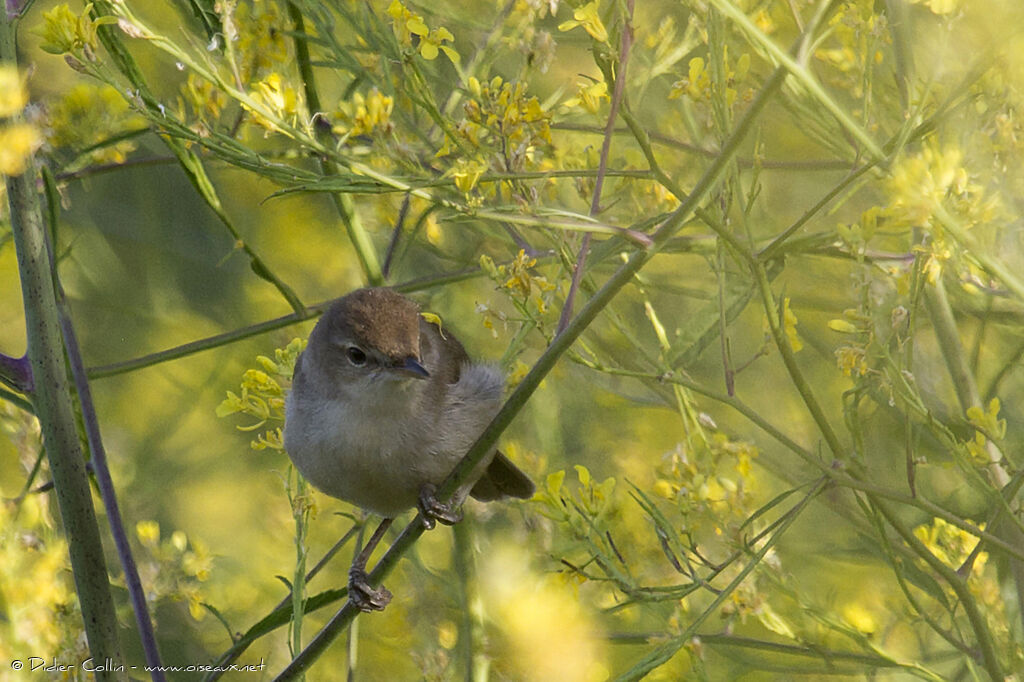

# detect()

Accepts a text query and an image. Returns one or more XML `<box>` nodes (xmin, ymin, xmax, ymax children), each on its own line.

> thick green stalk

<box><xmin>1</xmin><ymin>15</ymin><xmax>124</xmax><ymax>678</ymax></box>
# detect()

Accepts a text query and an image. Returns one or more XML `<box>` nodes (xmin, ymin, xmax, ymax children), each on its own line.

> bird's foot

<box><xmin>348</xmin><ymin>566</ymin><xmax>392</xmax><ymax>612</ymax></box>
<box><xmin>418</xmin><ymin>484</ymin><xmax>463</xmax><ymax>530</ymax></box>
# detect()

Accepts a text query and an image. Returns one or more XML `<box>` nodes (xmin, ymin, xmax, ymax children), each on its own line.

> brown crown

<box><xmin>332</xmin><ymin>288</ymin><xmax>421</xmax><ymax>360</ymax></box>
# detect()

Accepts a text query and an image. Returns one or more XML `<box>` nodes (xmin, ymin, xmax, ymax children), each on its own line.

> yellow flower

<box><xmin>670</xmin><ymin>57</ymin><xmax>710</xmax><ymax>100</ymax></box>
<box><xmin>218</xmin><ymin>339</ymin><xmax>305</xmax><ymax>450</ymax></box>
<box><xmin>48</xmin><ymin>84</ymin><xmax>143</xmax><ymax>164</ymax></box>
<box><xmin>563</xmin><ymin>80</ymin><xmax>608</xmax><ymax>114</ymax></box>
<box><xmin>834</xmin><ymin>345</ymin><xmax>867</xmax><ymax>377</ymax></box>
<box><xmin>254</xmin><ymin>73</ymin><xmax>297</xmax><ymax>117</ymax></box>
<box><xmin>419</xmin><ymin>26</ymin><xmax>459</xmax><ymax>63</ymax></box>
<box><xmin>966</xmin><ymin>397</ymin><xmax>1006</xmax><ymax>441</ymax></box>
<box><xmin>0</xmin><ymin>124</ymin><xmax>43</xmax><ymax>176</ymax></box>
<box><xmin>34</xmin><ymin>3</ymin><xmax>115</xmax><ymax>56</ymax></box>
<box><xmin>765</xmin><ymin>297</ymin><xmax>802</xmax><ymax>352</ymax></box>
<box><xmin>246</xmin><ymin>73</ymin><xmax>301</xmax><ymax>132</ymax></box>
<box><xmin>0</xmin><ymin>66</ymin><xmax>28</xmax><ymax>118</ymax></box>
<box><xmin>387</xmin><ymin>0</ymin><xmax>459</xmax><ymax>64</ymax></box>
<box><xmin>558</xmin><ymin>2</ymin><xmax>608</xmax><ymax>43</ymax></box>
<box><xmin>136</xmin><ymin>520</ymin><xmax>161</xmax><ymax>548</ymax></box>
<box><xmin>333</xmin><ymin>88</ymin><xmax>394</xmax><ymax>137</ymax></box>
<box><xmin>451</xmin><ymin>157</ymin><xmax>488</xmax><ymax>193</ymax></box>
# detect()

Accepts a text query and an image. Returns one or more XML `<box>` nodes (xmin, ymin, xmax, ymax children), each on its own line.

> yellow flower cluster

<box><xmin>387</xmin><ymin>0</ymin><xmax>459</xmax><ymax>64</ymax></box>
<box><xmin>965</xmin><ymin>398</ymin><xmax>1005</xmax><ymax>466</ymax></box>
<box><xmin>887</xmin><ymin>145</ymin><xmax>970</xmax><ymax>226</ymax></box>
<box><xmin>48</xmin><ymin>84</ymin><xmax>145</xmax><ymax>165</ymax></box>
<box><xmin>913</xmin><ymin>517</ymin><xmax>984</xmax><ymax>573</ymax></box>
<box><xmin>216</xmin><ymin>338</ymin><xmax>305</xmax><ymax>451</ymax></box>
<box><xmin>653</xmin><ymin>434</ymin><xmax>758</xmax><ymax>538</ymax></box>
<box><xmin>557</xmin><ymin>1</ymin><xmax>608</xmax><ymax>43</ymax></box>
<box><xmin>449</xmin><ymin>157</ymin><xmax>488</xmax><ymax>194</ymax></box>
<box><xmin>134</xmin><ymin>520</ymin><xmax>213</xmax><ymax>620</ymax></box>
<box><xmin>0</xmin><ymin>67</ymin><xmax>27</xmax><ymax>118</ymax></box>
<box><xmin>332</xmin><ymin>88</ymin><xmax>395</xmax><ymax>138</ymax></box>
<box><xmin>34</xmin><ymin>3</ymin><xmax>114</xmax><ymax>58</ymax></box>
<box><xmin>481</xmin><ymin>249</ymin><xmax>556</xmax><ymax>315</ymax></box>
<box><xmin>177</xmin><ymin>73</ymin><xmax>229</xmax><ymax>135</ymax></box>
<box><xmin>534</xmin><ymin>465</ymin><xmax>616</xmax><ymax>532</ymax></box>
<box><xmin>882</xmin><ymin>142</ymin><xmax>997</xmax><ymax>280</ymax></box>
<box><xmin>247</xmin><ymin>73</ymin><xmax>301</xmax><ymax>133</ymax></box>
<box><xmin>439</xmin><ymin>75</ymin><xmax>552</xmax><ymax>175</ymax></box>
<box><xmin>562</xmin><ymin>80</ymin><xmax>608</xmax><ymax>115</ymax></box>
<box><xmin>834</xmin><ymin>344</ymin><xmax>868</xmax><ymax>377</ymax></box>
<box><xmin>0</xmin><ymin>495</ymin><xmax>80</xmax><ymax>662</ymax></box>
<box><xmin>763</xmin><ymin>296</ymin><xmax>803</xmax><ymax>352</ymax></box>
<box><xmin>0</xmin><ymin>66</ymin><xmax>42</xmax><ymax>177</ymax></box>
<box><xmin>670</xmin><ymin>49</ymin><xmax>752</xmax><ymax>110</ymax></box>
<box><xmin>815</xmin><ymin>0</ymin><xmax>889</xmax><ymax>97</ymax></box>
<box><xmin>0</xmin><ymin>125</ymin><xmax>42</xmax><ymax>177</ymax></box>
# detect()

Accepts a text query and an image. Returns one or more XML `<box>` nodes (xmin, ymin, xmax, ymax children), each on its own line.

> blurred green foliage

<box><xmin>2</xmin><ymin>0</ymin><xmax>1024</xmax><ymax>679</ymax></box>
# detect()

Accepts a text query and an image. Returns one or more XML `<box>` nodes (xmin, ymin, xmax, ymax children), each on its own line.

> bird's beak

<box><xmin>394</xmin><ymin>356</ymin><xmax>430</xmax><ymax>379</ymax></box>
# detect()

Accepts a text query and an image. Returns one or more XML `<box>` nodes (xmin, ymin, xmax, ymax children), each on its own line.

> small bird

<box><xmin>284</xmin><ymin>287</ymin><xmax>534</xmax><ymax>611</ymax></box>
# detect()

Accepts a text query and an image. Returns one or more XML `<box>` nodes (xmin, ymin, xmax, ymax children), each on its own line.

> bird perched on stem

<box><xmin>284</xmin><ymin>287</ymin><xmax>534</xmax><ymax>611</ymax></box>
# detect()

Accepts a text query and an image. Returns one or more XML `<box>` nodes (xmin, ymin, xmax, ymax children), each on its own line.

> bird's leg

<box><xmin>417</xmin><ymin>483</ymin><xmax>463</xmax><ymax>530</ymax></box>
<box><xmin>348</xmin><ymin>517</ymin><xmax>393</xmax><ymax>612</ymax></box>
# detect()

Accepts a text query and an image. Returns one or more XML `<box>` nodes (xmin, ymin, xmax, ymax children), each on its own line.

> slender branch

<box><xmin>58</xmin><ymin>298</ymin><xmax>166</xmax><ymax>678</ymax></box>
<box><xmin>37</xmin><ymin>142</ymin><xmax>164</xmax><ymax>675</ymax></box>
<box><xmin>552</xmin><ymin>122</ymin><xmax>853</xmax><ymax>170</ymax></box>
<box><xmin>557</xmin><ymin>0</ymin><xmax>634</xmax><ymax>335</ymax></box>
<box><xmin>54</xmin><ymin>154</ymin><xmax>176</xmax><ymax>182</ymax></box>
<box><xmin>2</xmin><ymin>15</ymin><xmax>124</xmax><ymax>676</ymax></box>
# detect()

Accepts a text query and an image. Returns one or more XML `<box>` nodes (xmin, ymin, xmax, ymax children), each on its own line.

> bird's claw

<box><xmin>418</xmin><ymin>484</ymin><xmax>463</xmax><ymax>530</ymax></box>
<box><xmin>348</xmin><ymin>567</ymin><xmax>392</xmax><ymax>612</ymax></box>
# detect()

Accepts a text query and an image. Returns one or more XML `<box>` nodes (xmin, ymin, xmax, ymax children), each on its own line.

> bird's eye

<box><xmin>346</xmin><ymin>346</ymin><xmax>367</xmax><ymax>366</ymax></box>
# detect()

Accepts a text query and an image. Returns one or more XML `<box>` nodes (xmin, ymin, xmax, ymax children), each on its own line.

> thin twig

<box><xmin>58</xmin><ymin>299</ymin><xmax>166</xmax><ymax>678</ymax></box>
<box><xmin>381</xmin><ymin>193</ymin><xmax>411</xmax><ymax>279</ymax></box>
<box><xmin>557</xmin><ymin>0</ymin><xmax>634</xmax><ymax>335</ymax></box>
